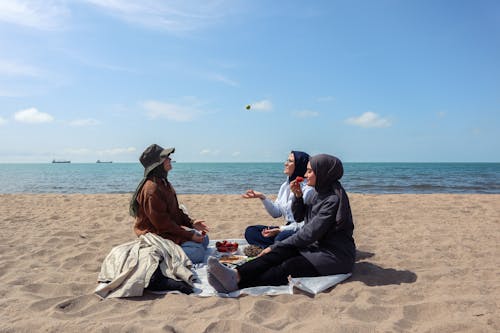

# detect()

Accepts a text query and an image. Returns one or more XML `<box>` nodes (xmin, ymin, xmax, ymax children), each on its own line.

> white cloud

<box><xmin>143</xmin><ymin>100</ymin><xmax>201</xmax><ymax>122</ymax></box>
<box><xmin>0</xmin><ymin>116</ymin><xmax>7</xmax><ymax>125</ymax></box>
<box><xmin>0</xmin><ymin>0</ymin><xmax>69</xmax><ymax>30</ymax></box>
<box><xmin>69</xmin><ymin>118</ymin><xmax>101</xmax><ymax>127</ymax></box>
<box><xmin>293</xmin><ymin>110</ymin><xmax>319</xmax><ymax>118</ymax></box>
<box><xmin>345</xmin><ymin>111</ymin><xmax>391</xmax><ymax>128</ymax></box>
<box><xmin>82</xmin><ymin>0</ymin><xmax>229</xmax><ymax>32</ymax></box>
<box><xmin>14</xmin><ymin>107</ymin><xmax>54</xmax><ymax>123</ymax></box>
<box><xmin>248</xmin><ymin>99</ymin><xmax>273</xmax><ymax>112</ymax></box>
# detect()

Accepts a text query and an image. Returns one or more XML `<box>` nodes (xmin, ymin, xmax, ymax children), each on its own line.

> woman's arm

<box><xmin>291</xmin><ymin>196</ymin><xmax>306</xmax><ymax>222</ymax></box>
<box><xmin>274</xmin><ymin>196</ymin><xmax>339</xmax><ymax>249</ymax></box>
<box><xmin>261</xmin><ymin>181</ymin><xmax>289</xmax><ymax>218</ymax></box>
<box><xmin>290</xmin><ymin>184</ymin><xmax>316</xmax><ymax>223</ymax></box>
<box><xmin>279</xmin><ymin>221</ymin><xmax>304</xmax><ymax>232</ymax></box>
<box><xmin>242</xmin><ymin>188</ymin><xmax>282</xmax><ymax>218</ymax></box>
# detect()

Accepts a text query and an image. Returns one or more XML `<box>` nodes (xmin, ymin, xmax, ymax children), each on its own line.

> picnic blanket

<box><xmin>183</xmin><ymin>239</ymin><xmax>352</xmax><ymax>298</ymax></box>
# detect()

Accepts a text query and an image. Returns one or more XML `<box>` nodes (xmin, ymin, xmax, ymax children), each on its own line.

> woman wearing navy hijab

<box><xmin>208</xmin><ymin>154</ymin><xmax>355</xmax><ymax>293</ymax></box>
<box><xmin>242</xmin><ymin>150</ymin><xmax>314</xmax><ymax>248</ymax></box>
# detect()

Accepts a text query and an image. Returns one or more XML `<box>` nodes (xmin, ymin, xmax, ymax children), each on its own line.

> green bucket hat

<box><xmin>139</xmin><ymin>144</ymin><xmax>175</xmax><ymax>177</ymax></box>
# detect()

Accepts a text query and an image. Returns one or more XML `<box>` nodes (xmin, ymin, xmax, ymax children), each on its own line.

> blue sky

<box><xmin>0</xmin><ymin>0</ymin><xmax>499</xmax><ymax>163</ymax></box>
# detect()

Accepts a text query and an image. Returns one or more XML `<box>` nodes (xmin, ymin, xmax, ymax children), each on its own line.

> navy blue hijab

<box><xmin>289</xmin><ymin>150</ymin><xmax>310</xmax><ymax>182</ymax></box>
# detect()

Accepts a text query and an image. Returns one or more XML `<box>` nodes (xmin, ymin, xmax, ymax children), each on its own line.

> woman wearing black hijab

<box><xmin>207</xmin><ymin>154</ymin><xmax>356</xmax><ymax>293</ymax></box>
<box><xmin>242</xmin><ymin>151</ymin><xmax>314</xmax><ymax>248</ymax></box>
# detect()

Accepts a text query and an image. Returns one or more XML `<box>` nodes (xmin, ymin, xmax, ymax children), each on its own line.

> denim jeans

<box><xmin>181</xmin><ymin>230</ymin><xmax>209</xmax><ymax>264</ymax></box>
<box><xmin>244</xmin><ymin>225</ymin><xmax>297</xmax><ymax>248</ymax></box>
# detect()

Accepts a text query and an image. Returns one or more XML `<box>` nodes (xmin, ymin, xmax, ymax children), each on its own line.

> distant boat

<box><xmin>96</xmin><ymin>160</ymin><xmax>112</xmax><ymax>163</ymax></box>
<box><xmin>52</xmin><ymin>159</ymin><xmax>70</xmax><ymax>163</ymax></box>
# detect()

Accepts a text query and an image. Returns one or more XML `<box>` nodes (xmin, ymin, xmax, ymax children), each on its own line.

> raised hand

<box><xmin>241</xmin><ymin>189</ymin><xmax>265</xmax><ymax>199</ymax></box>
<box><xmin>290</xmin><ymin>179</ymin><xmax>303</xmax><ymax>198</ymax></box>
<box><xmin>193</xmin><ymin>220</ymin><xmax>209</xmax><ymax>233</ymax></box>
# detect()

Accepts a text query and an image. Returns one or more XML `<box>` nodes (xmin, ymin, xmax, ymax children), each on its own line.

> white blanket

<box><xmin>176</xmin><ymin>239</ymin><xmax>351</xmax><ymax>298</ymax></box>
<box><xmin>96</xmin><ymin>237</ymin><xmax>351</xmax><ymax>298</ymax></box>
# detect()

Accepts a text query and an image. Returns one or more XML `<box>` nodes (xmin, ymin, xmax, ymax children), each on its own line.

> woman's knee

<box><xmin>184</xmin><ymin>247</ymin><xmax>205</xmax><ymax>264</ymax></box>
<box><xmin>181</xmin><ymin>241</ymin><xmax>207</xmax><ymax>264</ymax></box>
<box><xmin>244</xmin><ymin>226</ymin><xmax>260</xmax><ymax>241</ymax></box>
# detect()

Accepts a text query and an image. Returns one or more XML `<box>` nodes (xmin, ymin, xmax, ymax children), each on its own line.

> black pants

<box><xmin>146</xmin><ymin>265</ymin><xmax>193</xmax><ymax>294</ymax></box>
<box><xmin>237</xmin><ymin>246</ymin><xmax>320</xmax><ymax>288</ymax></box>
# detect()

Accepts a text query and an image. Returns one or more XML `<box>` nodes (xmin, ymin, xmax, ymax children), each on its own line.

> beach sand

<box><xmin>0</xmin><ymin>193</ymin><xmax>498</xmax><ymax>332</ymax></box>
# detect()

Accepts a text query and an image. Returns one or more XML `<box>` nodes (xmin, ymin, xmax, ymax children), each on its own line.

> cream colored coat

<box><xmin>95</xmin><ymin>233</ymin><xmax>193</xmax><ymax>298</ymax></box>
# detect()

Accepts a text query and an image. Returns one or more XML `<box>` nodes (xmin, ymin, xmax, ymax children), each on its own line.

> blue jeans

<box><xmin>181</xmin><ymin>230</ymin><xmax>209</xmax><ymax>264</ymax></box>
<box><xmin>244</xmin><ymin>225</ymin><xmax>297</xmax><ymax>248</ymax></box>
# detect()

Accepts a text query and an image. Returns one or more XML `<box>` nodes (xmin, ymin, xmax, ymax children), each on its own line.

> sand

<box><xmin>0</xmin><ymin>193</ymin><xmax>498</xmax><ymax>332</ymax></box>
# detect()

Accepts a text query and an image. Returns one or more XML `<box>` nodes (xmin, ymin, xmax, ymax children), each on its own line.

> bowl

<box><xmin>216</xmin><ymin>240</ymin><xmax>239</xmax><ymax>254</ymax></box>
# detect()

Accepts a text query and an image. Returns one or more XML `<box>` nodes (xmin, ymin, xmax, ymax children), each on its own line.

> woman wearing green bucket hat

<box><xmin>130</xmin><ymin>144</ymin><xmax>209</xmax><ymax>264</ymax></box>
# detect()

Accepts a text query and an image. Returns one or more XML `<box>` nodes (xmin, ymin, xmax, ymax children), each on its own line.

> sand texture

<box><xmin>0</xmin><ymin>193</ymin><xmax>499</xmax><ymax>332</ymax></box>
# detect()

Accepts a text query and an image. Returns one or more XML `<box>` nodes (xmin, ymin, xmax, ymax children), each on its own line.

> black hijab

<box><xmin>289</xmin><ymin>150</ymin><xmax>310</xmax><ymax>182</ymax></box>
<box><xmin>310</xmin><ymin>154</ymin><xmax>350</xmax><ymax>226</ymax></box>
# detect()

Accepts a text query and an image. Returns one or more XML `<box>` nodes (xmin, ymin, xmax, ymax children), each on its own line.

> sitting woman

<box><xmin>207</xmin><ymin>154</ymin><xmax>356</xmax><ymax>293</ymax></box>
<box><xmin>130</xmin><ymin>144</ymin><xmax>209</xmax><ymax>264</ymax></box>
<box><xmin>242</xmin><ymin>150</ymin><xmax>314</xmax><ymax>248</ymax></box>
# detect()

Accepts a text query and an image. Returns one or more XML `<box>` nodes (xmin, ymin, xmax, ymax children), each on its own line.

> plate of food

<box><xmin>218</xmin><ymin>254</ymin><xmax>247</xmax><ymax>265</ymax></box>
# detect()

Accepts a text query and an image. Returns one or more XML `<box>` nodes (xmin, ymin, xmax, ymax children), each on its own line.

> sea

<box><xmin>0</xmin><ymin>162</ymin><xmax>499</xmax><ymax>195</ymax></box>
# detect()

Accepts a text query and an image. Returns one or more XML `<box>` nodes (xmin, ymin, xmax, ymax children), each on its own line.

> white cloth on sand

<box><xmin>95</xmin><ymin>237</ymin><xmax>350</xmax><ymax>298</ymax></box>
<box><xmin>94</xmin><ymin>233</ymin><xmax>193</xmax><ymax>298</ymax></box>
<box><xmin>190</xmin><ymin>239</ymin><xmax>351</xmax><ymax>298</ymax></box>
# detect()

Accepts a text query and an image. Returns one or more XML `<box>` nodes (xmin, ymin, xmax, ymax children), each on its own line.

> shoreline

<box><xmin>1</xmin><ymin>193</ymin><xmax>498</xmax><ymax>332</ymax></box>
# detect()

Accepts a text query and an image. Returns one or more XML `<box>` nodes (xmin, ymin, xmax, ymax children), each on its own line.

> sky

<box><xmin>0</xmin><ymin>0</ymin><xmax>499</xmax><ymax>163</ymax></box>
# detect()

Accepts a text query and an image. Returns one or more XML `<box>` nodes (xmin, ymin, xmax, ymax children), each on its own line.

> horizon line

<box><xmin>1</xmin><ymin>161</ymin><xmax>499</xmax><ymax>164</ymax></box>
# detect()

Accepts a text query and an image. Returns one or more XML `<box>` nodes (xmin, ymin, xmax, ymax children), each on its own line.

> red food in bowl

<box><xmin>216</xmin><ymin>240</ymin><xmax>238</xmax><ymax>253</ymax></box>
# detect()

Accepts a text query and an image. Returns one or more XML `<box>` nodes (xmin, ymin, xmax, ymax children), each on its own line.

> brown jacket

<box><xmin>133</xmin><ymin>176</ymin><xmax>194</xmax><ymax>244</ymax></box>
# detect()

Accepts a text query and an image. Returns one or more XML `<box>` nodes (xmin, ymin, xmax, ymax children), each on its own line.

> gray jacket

<box><xmin>271</xmin><ymin>154</ymin><xmax>355</xmax><ymax>275</ymax></box>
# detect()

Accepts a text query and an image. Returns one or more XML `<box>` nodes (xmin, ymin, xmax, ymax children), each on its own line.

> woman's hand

<box><xmin>261</xmin><ymin>227</ymin><xmax>280</xmax><ymax>238</ymax></box>
<box><xmin>242</xmin><ymin>189</ymin><xmax>265</xmax><ymax>200</ymax></box>
<box><xmin>193</xmin><ymin>220</ymin><xmax>209</xmax><ymax>233</ymax></box>
<box><xmin>257</xmin><ymin>247</ymin><xmax>271</xmax><ymax>257</ymax></box>
<box><xmin>191</xmin><ymin>232</ymin><xmax>205</xmax><ymax>243</ymax></box>
<box><xmin>290</xmin><ymin>179</ymin><xmax>303</xmax><ymax>198</ymax></box>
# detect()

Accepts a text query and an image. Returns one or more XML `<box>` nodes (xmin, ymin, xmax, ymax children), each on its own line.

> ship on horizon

<box><xmin>52</xmin><ymin>159</ymin><xmax>71</xmax><ymax>163</ymax></box>
<box><xmin>96</xmin><ymin>160</ymin><xmax>112</xmax><ymax>163</ymax></box>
